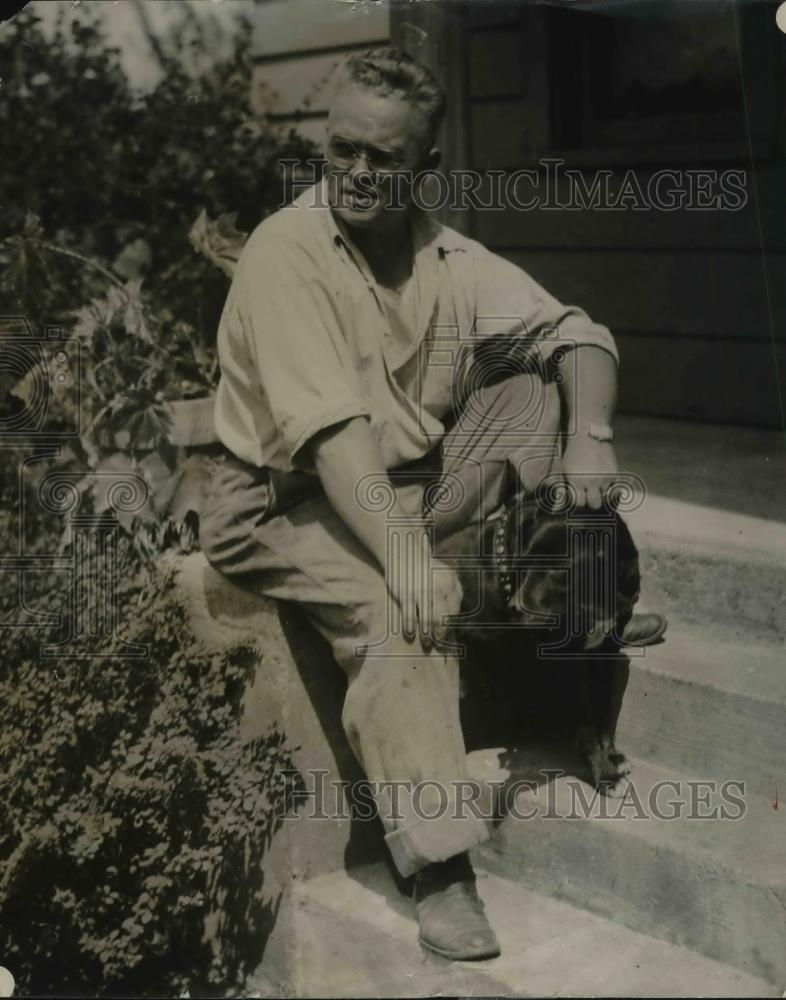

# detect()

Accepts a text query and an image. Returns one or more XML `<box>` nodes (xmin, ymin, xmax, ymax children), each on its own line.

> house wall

<box><xmin>462</xmin><ymin>1</ymin><xmax>786</xmax><ymax>428</ymax></box>
<box><xmin>250</xmin><ymin>0</ymin><xmax>391</xmax><ymax>150</ymax></box>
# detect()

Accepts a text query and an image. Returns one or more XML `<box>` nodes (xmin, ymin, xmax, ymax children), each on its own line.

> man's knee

<box><xmin>325</xmin><ymin>578</ymin><xmax>398</xmax><ymax>670</ymax></box>
<box><xmin>487</xmin><ymin>374</ymin><xmax>560</xmax><ymax>495</ymax></box>
<box><xmin>341</xmin><ymin>642</ymin><xmax>459</xmax><ymax>737</ymax></box>
<box><xmin>341</xmin><ymin>646</ymin><xmax>404</xmax><ymax>729</ymax></box>
<box><xmin>484</xmin><ymin>371</ymin><xmax>560</xmax><ymax>434</ymax></box>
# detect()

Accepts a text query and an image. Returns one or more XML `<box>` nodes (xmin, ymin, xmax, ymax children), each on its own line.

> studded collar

<box><xmin>492</xmin><ymin>503</ymin><xmax>514</xmax><ymax>602</ymax></box>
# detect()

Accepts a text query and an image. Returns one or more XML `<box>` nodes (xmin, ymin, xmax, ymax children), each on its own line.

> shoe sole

<box><xmin>418</xmin><ymin>935</ymin><xmax>501</xmax><ymax>962</ymax></box>
<box><xmin>622</xmin><ymin>617</ymin><xmax>668</xmax><ymax>647</ymax></box>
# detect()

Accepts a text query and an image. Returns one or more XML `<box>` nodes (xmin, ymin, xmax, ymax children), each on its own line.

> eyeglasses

<box><xmin>327</xmin><ymin>135</ymin><xmax>405</xmax><ymax>174</ymax></box>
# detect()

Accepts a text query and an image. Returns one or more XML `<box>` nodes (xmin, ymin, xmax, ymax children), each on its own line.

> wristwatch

<box><xmin>579</xmin><ymin>423</ymin><xmax>614</xmax><ymax>442</ymax></box>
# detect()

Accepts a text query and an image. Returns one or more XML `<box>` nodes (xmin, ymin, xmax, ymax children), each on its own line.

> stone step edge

<box><xmin>257</xmin><ymin>862</ymin><xmax>780</xmax><ymax>998</ymax></box>
<box><xmin>481</xmin><ymin>753</ymin><xmax>785</xmax><ymax>889</ymax></box>
<box><xmin>622</xmin><ymin>618</ymin><xmax>786</xmax><ymax>708</ymax></box>
<box><xmin>476</xmin><ymin>756</ymin><xmax>786</xmax><ymax>990</ymax></box>
<box><xmin>626</xmin><ymin>493</ymin><xmax>786</xmax><ymax>568</ymax></box>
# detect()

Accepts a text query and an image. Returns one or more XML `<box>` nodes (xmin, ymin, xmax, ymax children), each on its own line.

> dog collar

<box><xmin>492</xmin><ymin>503</ymin><xmax>514</xmax><ymax>599</ymax></box>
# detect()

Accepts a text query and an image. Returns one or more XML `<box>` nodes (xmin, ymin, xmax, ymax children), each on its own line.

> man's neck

<box><xmin>347</xmin><ymin>215</ymin><xmax>413</xmax><ymax>291</ymax></box>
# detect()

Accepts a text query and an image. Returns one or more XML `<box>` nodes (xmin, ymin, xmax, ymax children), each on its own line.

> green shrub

<box><xmin>0</xmin><ymin>8</ymin><xmax>313</xmax><ymax>993</ymax></box>
<box><xmin>0</xmin><ymin>2</ymin><xmax>317</xmax><ymax>528</ymax></box>
<box><xmin>0</xmin><ymin>528</ymin><xmax>300</xmax><ymax>997</ymax></box>
<box><xmin>0</xmin><ymin>4</ymin><xmax>316</xmax><ymax>342</ymax></box>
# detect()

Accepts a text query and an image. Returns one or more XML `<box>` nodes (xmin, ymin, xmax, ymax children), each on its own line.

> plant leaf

<box><xmin>188</xmin><ymin>209</ymin><xmax>247</xmax><ymax>278</ymax></box>
<box><xmin>0</xmin><ymin>213</ymin><xmax>51</xmax><ymax>309</ymax></box>
<box><xmin>122</xmin><ymin>403</ymin><xmax>171</xmax><ymax>450</ymax></box>
<box><xmin>121</xmin><ymin>280</ymin><xmax>155</xmax><ymax>343</ymax></box>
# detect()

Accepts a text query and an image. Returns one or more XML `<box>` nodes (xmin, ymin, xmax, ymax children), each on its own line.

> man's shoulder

<box><xmin>238</xmin><ymin>182</ymin><xmax>333</xmax><ymax>272</ymax></box>
<box><xmin>432</xmin><ymin>219</ymin><xmax>529</xmax><ymax>281</ymax></box>
<box><xmin>419</xmin><ymin>212</ymin><xmax>489</xmax><ymax>260</ymax></box>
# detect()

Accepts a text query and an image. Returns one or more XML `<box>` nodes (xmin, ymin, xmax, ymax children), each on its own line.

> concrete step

<box><xmin>624</xmin><ymin>493</ymin><xmax>786</xmax><ymax>643</ymax></box>
<box><xmin>618</xmin><ymin>620</ymin><xmax>786</xmax><ymax>795</ymax></box>
<box><xmin>478</xmin><ymin>754</ymin><xmax>786</xmax><ymax>988</ymax></box>
<box><xmin>174</xmin><ymin>551</ymin><xmax>381</xmax><ymax>882</ymax></box>
<box><xmin>252</xmin><ymin>862</ymin><xmax>777</xmax><ymax>997</ymax></box>
<box><xmin>613</xmin><ymin>415</ymin><xmax>785</xmax><ymax>527</ymax></box>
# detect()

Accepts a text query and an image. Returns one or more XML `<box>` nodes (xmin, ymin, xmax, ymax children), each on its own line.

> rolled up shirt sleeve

<box><xmin>234</xmin><ymin>237</ymin><xmax>370</xmax><ymax>469</ymax></box>
<box><xmin>471</xmin><ymin>243</ymin><xmax>619</xmax><ymax>367</ymax></box>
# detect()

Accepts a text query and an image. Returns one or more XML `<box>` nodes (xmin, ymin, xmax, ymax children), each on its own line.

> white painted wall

<box><xmin>20</xmin><ymin>0</ymin><xmax>253</xmax><ymax>92</ymax></box>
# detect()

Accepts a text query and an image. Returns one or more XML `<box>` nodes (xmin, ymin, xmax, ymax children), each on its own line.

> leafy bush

<box><xmin>0</xmin><ymin>3</ymin><xmax>315</xmax><ymax>530</ymax></box>
<box><xmin>0</xmin><ymin>7</ymin><xmax>313</xmax><ymax>994</ymax></box>
<box><xmin>0</xmin><ymin>4</ymin><xmax>315</xmax><ymax>343</ymax></box>
<box><xmin>0</xmin><ymin>528</ymin><xmax>300</xmax><ymax>997</ymax></box>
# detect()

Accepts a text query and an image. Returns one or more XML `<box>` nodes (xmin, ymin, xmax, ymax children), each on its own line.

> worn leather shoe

<box><xmin>620</xmin><ymin>612</ymin><xmax>668</xmax><ymax>647</ymax></box>
<box><xmin>414</xmin><ymin>853</ymin><xmax>501</xmax><ymax>961</ymax></box>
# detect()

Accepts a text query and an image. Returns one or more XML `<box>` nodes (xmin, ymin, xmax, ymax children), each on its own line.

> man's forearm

<box><xmin>309</xmin><ymin>416</ymin><xmax>422</xmax><ymax>568</ymax></box>
<box><xmin>557</xmin><ymin>345</ymin><xmax>620</xmax><ymax>507</ymax></box>
<box><xmin>559</xmin><ymin>345</ymin><xmax>618</xmax><ymax>430</ymax></box>
<box><xmin>308</xmin><ymin>416</ymin><xmax>461</xmax><ymax>645</ymax></box>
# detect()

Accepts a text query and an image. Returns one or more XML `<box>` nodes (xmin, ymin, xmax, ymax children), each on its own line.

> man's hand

<box><xmin>384</xmin><ymin>526</ymin><xmax>463</xmax><ymax>649</ymax></box>
<box><xmin>310</xmin><ymin>417</ymin><xmax>463</xmax><ymax>650</ymax></box>
<box><xmin>562</xmin><ymin>436</ymin><xmax>619</xmax><ymax>509</ymax></box>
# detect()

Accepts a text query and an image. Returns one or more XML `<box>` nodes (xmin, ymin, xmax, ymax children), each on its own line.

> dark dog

<box><xmin>435</xmin><ymin>492</ymin><xmax>639</xmax><ymax>794</ymax></box>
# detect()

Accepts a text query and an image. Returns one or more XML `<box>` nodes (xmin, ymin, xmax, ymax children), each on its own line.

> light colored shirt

<box><xmin>213</xmin><ymin>179</ymin><xmax>618</xmax><ymax>472</ymax></box>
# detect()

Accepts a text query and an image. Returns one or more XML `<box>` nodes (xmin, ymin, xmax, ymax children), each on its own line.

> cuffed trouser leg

<box><xmin>336</xmin><ymin>635</ymin><xmax>490</xmax><ymax>878</ymax></box>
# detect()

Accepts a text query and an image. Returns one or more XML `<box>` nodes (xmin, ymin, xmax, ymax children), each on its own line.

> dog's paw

<box><xmin>584</xmin><ymin>743</ymin><xmax>632</xmax><ymax>796</ymax></box>
<box><xmin>608</xmin><ymin>749</ymin><xmax>632</xmax><ymax>778</ymax></box>
<box><xmin>596</xmin><ymin>772</ymin><xmax>631</xmax><ymax>799</ymax></box>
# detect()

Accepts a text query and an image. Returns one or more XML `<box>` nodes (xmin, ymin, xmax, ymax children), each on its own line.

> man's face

<box><xmin>325</xmin><ymin>83</ymin><xmax>434</xmax><ymax>231</ymax></box>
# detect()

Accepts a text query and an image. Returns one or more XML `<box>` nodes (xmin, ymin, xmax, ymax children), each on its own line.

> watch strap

<box><xmin>579</xmin><ymin>423</ymin><xmax>614</xmax><ymax>442</ymax></box>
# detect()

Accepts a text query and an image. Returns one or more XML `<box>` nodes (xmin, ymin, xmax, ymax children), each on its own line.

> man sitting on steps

<box><xmin>199</xmin><ymin>47</ymin><xmax>666</xmax><ymax>962</ymax></box>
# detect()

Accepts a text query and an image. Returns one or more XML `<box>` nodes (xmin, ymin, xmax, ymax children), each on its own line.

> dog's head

<box><xmin>502</xmin><ymin>495</ymin><xmax>640</xmax><ymax>651</ymax></box>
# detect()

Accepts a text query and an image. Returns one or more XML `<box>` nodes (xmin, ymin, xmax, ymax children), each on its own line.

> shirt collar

<box><xmin>300</xmin><ymin>179</ymin><xmax>454</xmax><ymax>363</ymax></box>
<box><xmin>303</xmin><ymin>176</ymin><xmax>466</xmax><ymax>257</ymax></box>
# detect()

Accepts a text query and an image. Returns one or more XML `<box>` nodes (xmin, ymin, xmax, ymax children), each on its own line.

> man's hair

<box><xmin>337</xmin><ymin>47</ymin><xmax>447</xmax><ymax>143</ymax></box>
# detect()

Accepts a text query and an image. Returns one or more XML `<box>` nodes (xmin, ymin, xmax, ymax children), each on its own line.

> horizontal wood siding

<box><xmin>464</xmin><ymin>2</ymin><xmax>786</xmax><ymax>426</ymax></box>
<box><xmin>615</xmin><ymin>333</ymin><xmax>785</xmax><ymax>427</ymax></box>
<box><xmin>470</xmin><ymin>167</ymin><xmax>783</xmax><ymax>252</ymax></box>
<box><xmin>251</xmin><ymin>0</ymin><xmax>390</xmax><ymax>145</ymax></box>
<box><xmin>252</xmin><ymin>0</ymin><xmax>390</xmax><ymax>58</ymax></box>
<box><xmin>504</xmin><ymin>250</ymin><xmax>784</xmax><ymax>341</ymax></box>
<box><xmin>253</xmin><ymin>50</ymin><xmax>350</xmax><ymax>115</ymax></box>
